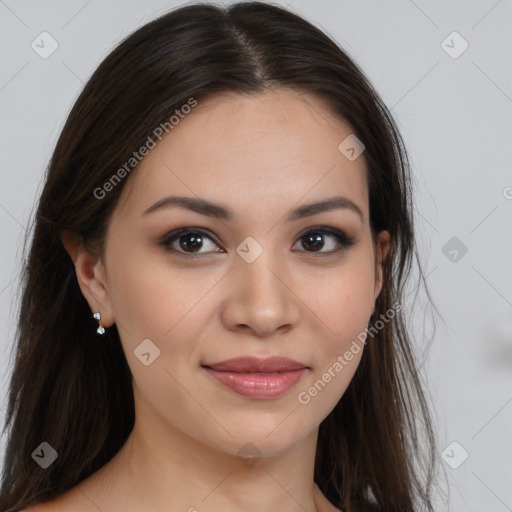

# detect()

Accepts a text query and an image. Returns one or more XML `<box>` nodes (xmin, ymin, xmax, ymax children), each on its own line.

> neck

<box><xmin>80</xmin><ymin>389</ymin><xmax>324</xmax><ymax>512</ymax></box>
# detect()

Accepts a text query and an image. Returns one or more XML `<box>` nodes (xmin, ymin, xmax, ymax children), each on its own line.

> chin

<box><xmin>206</xmin><ymin>415</ymin><xmax>317</xmax><ymax>459</ymax></box>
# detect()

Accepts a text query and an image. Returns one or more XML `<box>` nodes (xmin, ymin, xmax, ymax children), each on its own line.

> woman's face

<box><xmin>98</xmin><ymin>88</ymin><xmax>389</xmax><ymax>457</ymax></box>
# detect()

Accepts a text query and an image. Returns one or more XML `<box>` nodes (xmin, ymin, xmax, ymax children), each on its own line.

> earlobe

<box><xmin>60</xmin><ymin>230</ymin><xmax>115</xmax><ymax>327</ymax></box>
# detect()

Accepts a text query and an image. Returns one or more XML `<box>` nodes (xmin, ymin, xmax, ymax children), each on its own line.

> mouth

<box><xmin>201</xmin><ymin>356</ymin><xmax>308</xmax><ymax>399</ymax></box>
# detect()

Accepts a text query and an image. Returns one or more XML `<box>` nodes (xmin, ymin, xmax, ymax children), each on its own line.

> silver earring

<box><xmin>93</xmin><ymin>311</ymin><xmax>105</xmax><ymax>335</ymax></box>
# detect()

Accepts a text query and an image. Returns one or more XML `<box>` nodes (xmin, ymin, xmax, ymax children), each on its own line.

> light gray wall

<box><xmin>1</xmin><ymin>1</ymin><xmax>511</xmax><ymax>510</ymax></box>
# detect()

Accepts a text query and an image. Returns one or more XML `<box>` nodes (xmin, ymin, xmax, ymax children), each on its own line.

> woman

<box><xmin>0</xmin><ymin>2</ymin><xmax>439</xmax><ymax>511</ymax></box>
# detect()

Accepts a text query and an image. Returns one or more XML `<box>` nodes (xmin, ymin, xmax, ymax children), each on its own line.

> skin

<box><xmin>40</xmin><ymin>88</ymin><xmax>390</xmax><ymax>512</ymax></box>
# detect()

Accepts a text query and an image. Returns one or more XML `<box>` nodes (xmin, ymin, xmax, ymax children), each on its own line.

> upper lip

<box><xmin>203</xmin><ymin>356</ymin><xmax>307</xmax><ymax>373</ymax></box>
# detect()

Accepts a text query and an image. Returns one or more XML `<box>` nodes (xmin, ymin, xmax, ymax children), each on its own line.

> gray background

<box><xmin>1</xmin><ymin>0</ymin><xmax>511</xmax><ymax>510</ymax></box>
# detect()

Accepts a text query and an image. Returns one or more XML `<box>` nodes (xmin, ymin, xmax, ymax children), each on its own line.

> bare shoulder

<box><xmin>320</xmin><ymin>500</ymin><xmax>344</xmax><ymax>512</ymax></box>
<box><xmin>20</xmin><ymin>459</ymin><xmax>120</xmax><ymax>512</ymax></box>
<box><xmin>19</xmin><ymin>503</ymin><xmax>58</xmax><ymax>512</ymax></box>
<box><xmin>19</xmin><ymin>501</ymin><xmax>61</xmax><ymax>512</ymax></box>
<box><xmin>20</xmin><ymin>486</ymin><xmax>93</xmax><ymax>512</ymax></box>
<box><xmin>314</xmin><ymin>483</ymin><xmax>344</xmax><ymax>512</ymax></box>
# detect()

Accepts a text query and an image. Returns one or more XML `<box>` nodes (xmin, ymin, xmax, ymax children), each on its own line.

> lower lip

<box><xmin>203</xmin><ymin>367</ymin><xmax>307</xmax><ymax>398</ymax></box>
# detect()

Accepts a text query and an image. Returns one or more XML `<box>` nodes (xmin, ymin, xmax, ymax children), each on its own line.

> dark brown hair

<box><xmin>1</xmin><ymin>2</ymin><xmax>440</xmax><ymax>511</ymax></box>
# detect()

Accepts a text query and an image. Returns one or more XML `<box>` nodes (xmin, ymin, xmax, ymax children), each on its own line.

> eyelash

<box><xmin>159</xmin><ymin>226</ymin><xmax>355</xmax><ymax>258</ymax></box>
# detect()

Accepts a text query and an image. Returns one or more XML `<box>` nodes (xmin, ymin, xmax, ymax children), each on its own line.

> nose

<box><xmin>220</xmin><ymin>248</ymin><xmax>301</xmax><ymax>338</ymax></box>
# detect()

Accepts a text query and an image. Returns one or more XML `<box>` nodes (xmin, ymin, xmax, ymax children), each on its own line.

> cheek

<box><xmin>300</xmin><ymin>252</ymin><xmax>375</xmax><ymax>403</ymax></box>
<box><xmin>297</xmin><ymin>267</ymin><xmax>372</xmax><ymax>415</ymax></box>
<box><xmin>304</xmin><ymin>260</ymin><xmax>375</xmax><ymax>341</ymax></box>
<box><xmin>107</xmin><ymin>246</ymin><xmax>202</xmax><ymax>338</ymax></box>
<box><xmin>107</xmin><ymin>249</ymin><xmax>222</xmax><ymax>383</ymax></box>
<box><xmin>107</xmin><ymin>254</ymin><xmax>208</xmax><ymax>406</ymax></box>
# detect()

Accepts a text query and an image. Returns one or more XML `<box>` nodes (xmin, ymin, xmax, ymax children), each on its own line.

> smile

<box><xmin>202</xmin><ymin>356</ymin><xmax>308</xmax><ymax>399</ymax></box>
<box><xmin>203</xmin><ymin>367</ymin><xmax>307</xmax><ymax>398</ymax></box>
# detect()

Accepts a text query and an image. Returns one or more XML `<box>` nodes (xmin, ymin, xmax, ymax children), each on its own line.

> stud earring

<box><xmin>93</xmin><ymin>311</ymin><xmax>105</xmax><ymax>335</ymax></box>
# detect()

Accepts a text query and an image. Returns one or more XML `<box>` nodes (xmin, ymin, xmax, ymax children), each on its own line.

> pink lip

<box><xmin>202</xmin><ymin>356</ymin><xmax>308</xmax><ymax>399</ymax></box>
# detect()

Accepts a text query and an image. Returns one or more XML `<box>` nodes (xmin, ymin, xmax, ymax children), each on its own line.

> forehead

<box><xmin>115</xmin><ymin>88</ymin><xmax>369</xmax><ymax>223</ymax></box>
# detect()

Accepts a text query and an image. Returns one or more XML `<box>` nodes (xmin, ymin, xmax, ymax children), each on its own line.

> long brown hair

<box><xmin>0</xmin><ymin>2</ymin><xmax>440</xmax><ymax>511</ymax></box>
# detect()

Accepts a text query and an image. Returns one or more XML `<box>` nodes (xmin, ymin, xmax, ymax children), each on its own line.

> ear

<box><xmin>373</xmin><ymin>230</ymin><xmax>390</xmax><ymax>304</ymax></box>
<box><xmin>60</xmin><ymin>230</ymin><xmax>115</xmax><ymax>327</ymax></box>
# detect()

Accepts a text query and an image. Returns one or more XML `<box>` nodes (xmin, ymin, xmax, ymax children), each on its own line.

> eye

<box><xmin>159</xmin><ymin>228</ymin><xmax>222</xmax><ymax>257</ymax></box>
<box><xmin>292</xmin><ymin>227</ymin><xmax>355</xmax><ymax>255</ymax></box>
<box><xmin>159</xmin><ymin>226</ymin><xmax>355</xmax><ymax>258</ymax></box>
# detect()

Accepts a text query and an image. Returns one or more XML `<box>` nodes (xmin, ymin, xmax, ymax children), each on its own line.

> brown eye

<box><xmin>293</xmin><ymin>227</ymin><xmax>355</xmax><ymax>254</ymax></box>
<box><xmin>160</xmin><ymin>228</ymin><xmax>222</xmax><ymax>256</ymax></box>
<box><xmin>159</xmin><ymin>226</ymin><xmax>355</xmax><ymax>259</ymax></box>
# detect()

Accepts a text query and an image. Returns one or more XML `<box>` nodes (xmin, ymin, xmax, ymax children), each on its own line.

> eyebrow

<box><xmin>142</xmin><ymin>195</ymin><xmax>363</xmax><ymax>222</ymax></box>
